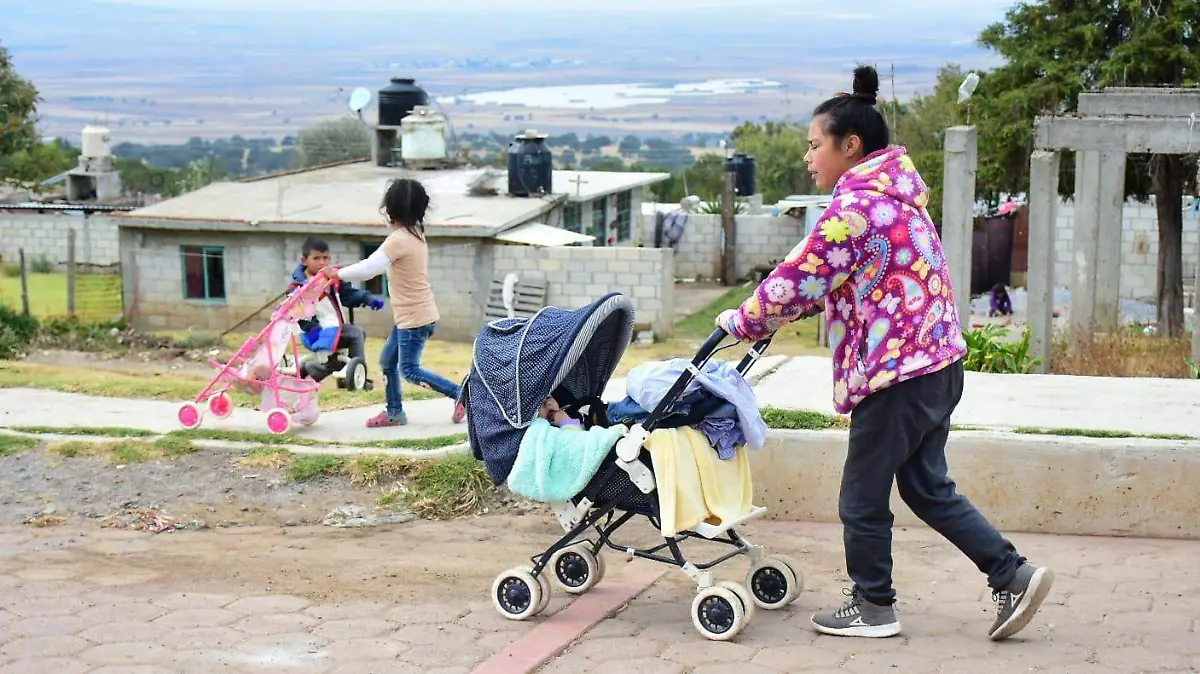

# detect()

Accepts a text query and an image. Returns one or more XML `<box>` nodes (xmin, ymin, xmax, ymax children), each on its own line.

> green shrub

<box><xmin>0</xmin><ymin>306</ymin><xmax>39</xmax><ymax>360</ymax></box>
<box><xmin>29</xmin><ymin>254</ymin><xmax>53</xmax><ymax>274</ymax></box>
<box><xmin>962</xmin><ymin>324</ymin><xmax>1041</xmax><ymax>374</ymax></box>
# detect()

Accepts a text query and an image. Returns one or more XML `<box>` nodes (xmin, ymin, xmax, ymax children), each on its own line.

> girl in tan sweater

<box><xmin>325</xmin><ymin>178</ymin><xmax>465</xmax><ymax>427</ymax></box>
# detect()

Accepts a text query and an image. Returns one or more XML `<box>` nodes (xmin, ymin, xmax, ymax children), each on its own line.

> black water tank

<box><xmin>378</xmin><ymin>78</ymin><xmax>429</xmax><ymax>127</ymax></box>
<box><xmin>507</xmin><ymin>130</ymin><xmax>553</xmax><ymax>197</ymax></box>
<box><xmin>725</xmin><ymin>152</ymin><xmax>757</xmax><ymax>197</ymax></box>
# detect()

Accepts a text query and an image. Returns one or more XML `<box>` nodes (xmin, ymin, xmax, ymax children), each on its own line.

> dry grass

<box><xmin>1051</xmin><ymin>330</ymin><xmax>1195</xmax><ymax>378</ymax></box>
<box><xmin>46</xmin><ymin>436</ymin><xmax>199</xmax><ymax>464</ymax></box>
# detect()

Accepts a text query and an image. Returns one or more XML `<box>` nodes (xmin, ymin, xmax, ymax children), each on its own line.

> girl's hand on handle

<box><xmin>715</xmin><ymin>309</ymin><xmax>746</xmax><ymax>342</ymax></box>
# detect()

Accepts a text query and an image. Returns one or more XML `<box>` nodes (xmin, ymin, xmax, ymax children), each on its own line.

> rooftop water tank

<box><xmin>725</xmin><ymin>152</ymin><xmax>756</xmax><ymax>197</ymax></box>
<box><xmin>378</xmin><ymin>78</ymin><xmax>429</xmax><ymax>127</ymax></box>
<box><xmin>400</xmin><ymin>106</ymin><xmax>448</xmax><ymax>168</ymax></box>
<box><xmin>507</xmin><ymin>130</ymin><xmax>553</xmax><ymax>197</ymax></box>
<box><xmin>81</xmin><ymin>125</ymin><xmax>112</xmax><ymax>158</ymax></box>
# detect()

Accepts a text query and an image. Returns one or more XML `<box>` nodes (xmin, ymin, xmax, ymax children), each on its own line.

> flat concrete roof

<box><xmin>114</xmin><ymin>161</ymin><xmax>669</xmax><ymax>237</ymax></box>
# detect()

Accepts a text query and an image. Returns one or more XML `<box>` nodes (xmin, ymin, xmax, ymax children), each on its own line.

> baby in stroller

<box><xmin>463</xmin><ymin>292</ymin><xmax>804</xmax><ymax>641</ymax></box>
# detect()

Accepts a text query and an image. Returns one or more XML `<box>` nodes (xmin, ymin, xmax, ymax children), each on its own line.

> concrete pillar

<box><xmin>1094</xmin><ymin>150</ymin><xmax>1126</xmax><ymax>330</ymax></box>
<box><xmin>1027</xmin><ymin>151</ymin><xmax>1060</xmax><ymax>373</ymax></box>
<box><xmin>942</xmin><ymin>126</ymin><xmax>977</xmax><ymax>328</ymax></box>
<box><xmin>1070</xmin><ymin>148</ymin><xmax>1125</xmax><ymax>341</ymax></box>
<box><xmin>1194</xmin><ymin>234</ymin><xmax>1200</xmax><ymax>372</ymax></box>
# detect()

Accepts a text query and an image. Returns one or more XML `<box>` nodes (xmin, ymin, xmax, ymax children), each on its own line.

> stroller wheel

<box><xmin>265</xmin><ymin>408</ymin><xmax>292</xmax><ymax>435</ymax></box>
<box><xmin>533</xmin><ymin>569</ymin><xmax>552</xmax><ymax>613</ymax></box>
<box><xmin>208</xmin><ymin>393</ymin><xmax>233</xmax><ymax>419</ymax></box>
<box><xmin>491</xmin><ymin>567</ymin><xmax>544</xmax><ymax>621</ymax></box>
<box><xmin>717</xmin><ymin>580</ymin><xmax>756</xmax><ymax>624</ymax></box>
<box><xmin>177</xmin><ymin>402</ymin><xmax>203</xmax><ymax>430</ymax></box>
<box><xmin>549</xmin><ymin>543</ymin><xmax>603</xmax><ymax>595</ymax></box>
<box><xmin>746</xmin><ymin>555</ymin><xmax>804</xmax><ymax>610</ymax></box>
<box><xmin>691</xmin><ymin>585</ymin><xmax>748</xmax><ymax>641</ymax></box>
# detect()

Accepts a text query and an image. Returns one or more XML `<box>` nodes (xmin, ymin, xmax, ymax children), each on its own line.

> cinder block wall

<box><xmin>637</xmin><ymin>212</ymin><xmax>806</xmax><ymax>283</ymax></box>
<box><xmin>0</xmin><ymin>212</ymin><xmax>120</xmax><ymax>267</ymax></box>
<box><xmin>490</xmin><ymin>244</ymin><xmax>675</xmax><ymax>338</ymax></box>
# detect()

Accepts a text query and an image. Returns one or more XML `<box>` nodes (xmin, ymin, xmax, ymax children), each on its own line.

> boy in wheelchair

<box><xmin>285</xmin><ymin>237</ymin><xmax>384</xmax><ymax>391</ymax></box>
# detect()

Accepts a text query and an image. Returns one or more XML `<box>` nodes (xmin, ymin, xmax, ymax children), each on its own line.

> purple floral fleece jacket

<box><xmin>727</xmin><ymin>146</ymin><xmax>967</xmax><ymax>414</ymax></box>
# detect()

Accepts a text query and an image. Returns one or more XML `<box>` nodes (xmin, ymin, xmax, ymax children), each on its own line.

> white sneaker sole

<box><xmin>811</xmin><ymin>617</ymin><xmax>902</xmax><ymax>638</ymax></box>
<box><xmin>990</xmin><ymin>566</ymin><xmax>1055</xmax><ymax>641</ymax></box>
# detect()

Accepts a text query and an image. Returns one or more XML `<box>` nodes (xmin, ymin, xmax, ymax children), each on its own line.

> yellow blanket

<box><xmin>645</xmin><ymin>426</ymin><xmax>753</xmax><ymax>537</ymax></box>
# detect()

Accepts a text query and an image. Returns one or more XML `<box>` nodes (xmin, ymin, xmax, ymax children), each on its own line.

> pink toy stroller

<box><xmin>176</xmin><ymin>274</ymin><xmax>342</xmax><ymax>435</ymax></box>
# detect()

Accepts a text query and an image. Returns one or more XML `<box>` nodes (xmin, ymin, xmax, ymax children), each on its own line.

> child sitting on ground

<box><xmin>288</xmin><ymin>237</ymin><xmax>384</xmax><ymax>386</ymax></box>
<box><xmin>989</xmin><ymin>283</ymin><xmax>1013</xmax><ymax>318</ymax></box>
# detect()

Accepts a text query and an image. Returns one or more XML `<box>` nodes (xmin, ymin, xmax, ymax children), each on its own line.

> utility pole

<box><xmin>721</xmin><ymin>162</ymin><xmax>737</xmax><ymax>286</ymax></box>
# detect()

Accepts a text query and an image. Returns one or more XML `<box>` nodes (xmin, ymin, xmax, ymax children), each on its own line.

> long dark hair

<box><xmin>812</xmin><ymin>65</ymin><xmax>890</xmax><ymax>157</ymax></box>
<box><xmin>380</xmin><ymin>178</ymin><xmax>430</xmax><ymax>240</ymax></box>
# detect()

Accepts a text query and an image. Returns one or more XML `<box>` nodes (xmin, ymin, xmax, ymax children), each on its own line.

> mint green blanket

<box><xmin>506</xmin><ymin>419</ymin><xmax>628</xmax><ymax>502</ymax></box>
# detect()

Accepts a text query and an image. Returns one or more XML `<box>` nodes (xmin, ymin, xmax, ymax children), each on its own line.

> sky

<box><xmin>100</xmin><ymin>0</ymin><xmax>1019</xmax><ymax>17</ymax></box>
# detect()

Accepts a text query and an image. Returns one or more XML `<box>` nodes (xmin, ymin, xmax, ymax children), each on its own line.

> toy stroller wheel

<box><xmin>717</xmin><ymin>580</ymin><xmax>756</xmax><ymax>625</ymax></box>
<box><xmin>746</xmin><ymin>555</ymin><xmax>803</xmax><ymax>610</ymax></box>
<box><xmin>265</xmin><ymin>407</ymin><xmax>292</xmax><ymax>435</ymax></box>
<box><xmin>345</xmin><ymin>357</ymin><xmax>367</xmax><ymax>392</ymax></box>
<box><xmin>208</xmin><ymin>393</ymin><xmax>233</xmax><ymax>419</ymax></box>
<box><xmin>691</xmin><ymin>585</ymin><xmax>747</xmax><ymax>641</ymax></box>
<box><xmin>177</xmin><ymin>402</ymin><xmax>203</xmax><ymax>430</ymax></box>
<box><xmin>491</xmin><ymin>567</ymin><xmax>543</xmax><ymax>621</ymax></box>
<box><xmin>549</xmin><ymin>543</ymin><xmax>602</xmax><ymax>595</ymax></box>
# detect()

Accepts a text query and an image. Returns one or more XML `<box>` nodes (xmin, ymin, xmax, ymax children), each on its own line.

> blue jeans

<box><xmin>380</xmin><ymin>323</ymin><xmax>461</xmax><ymax>418</ymax></box>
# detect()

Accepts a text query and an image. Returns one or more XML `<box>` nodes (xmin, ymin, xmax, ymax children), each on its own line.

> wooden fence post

<box><xmin>18</xmin><ymin>248</ymin><xmax>30</xmax><ymax>317</ymax></box>
<box><xmin>67</xmin><ymin>229</ymin><xmax>77</xmax><ymax>318</ymax></box>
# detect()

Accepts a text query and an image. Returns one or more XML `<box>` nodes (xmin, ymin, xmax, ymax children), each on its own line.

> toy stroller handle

<box><xmin>641</xmin><ymin>327</ymin><xmax>774</xmax><ymax>433</ymax></box>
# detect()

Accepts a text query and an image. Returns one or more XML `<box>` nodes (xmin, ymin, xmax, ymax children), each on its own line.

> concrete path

<box><xmin>0</xmin><ymin>389</ymin><xmax>465</xmax><ymax>443</ymax></box>
<box><xmin>755</xmin><ymin>356</ymin><xmax>1200</xmax><ymax>436</ymax></box>
<box><xmin>3</xmin><ymin>519</ymin><xmax>1197</xmax><ymax>674</ymax></box>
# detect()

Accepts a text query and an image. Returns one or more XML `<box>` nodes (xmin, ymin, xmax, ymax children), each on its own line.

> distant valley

<box><xmin>5</xmin><ymin>0</ymin><xmax>1006</xmax><ymax>144</ymax></box>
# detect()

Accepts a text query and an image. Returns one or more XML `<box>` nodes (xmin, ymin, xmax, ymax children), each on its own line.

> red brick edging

<box><xmin>472</xmin><ymin>562</ymin><xmax>668</xmax><ymax>674</ymax></box>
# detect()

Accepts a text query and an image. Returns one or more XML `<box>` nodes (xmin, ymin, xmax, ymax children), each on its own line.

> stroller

<box><xmin>177</xmin><ymin>274</ymin><xmax>344</xmax><ymax>435</ymax></box>
<box><xmin>461</xmin><ymin>292</ymin><xmax>803</xmax><ymax>641</ymax></box>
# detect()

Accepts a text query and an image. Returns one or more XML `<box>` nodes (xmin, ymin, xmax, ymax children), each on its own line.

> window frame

<box><xmin>179</xmin><ymin>244</ymin><xmax>227</xmax><ymax>302</ymax></box>
<box><xmin>359</xmin><ymin>241</ymin><xmax>389</xmax><ymax>297</ymax></box>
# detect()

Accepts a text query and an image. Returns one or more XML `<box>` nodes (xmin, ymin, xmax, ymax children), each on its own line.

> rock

<box><xmin>39</xmin><ymin>505</ymin><xmax>57</xmax><ymax>516</ymax></box>
<box><xmin>322</xmin><ymin>505</ymin><xmax>415</xmax><ymax>528</ymax></box>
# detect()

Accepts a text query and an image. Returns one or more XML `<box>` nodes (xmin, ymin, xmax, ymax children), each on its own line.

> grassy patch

<box><xmin>236</xmin><ymin>446</ymin><xmax>293</xmax><ymax>469</ymax></box>
<box><xmin>285</xmin><ymin>454</ymin><xmax>347</xmax><ymax>482</ymax></box>
<box><xmin>761</xmin><ymin>407</ymin><xmax>848</xmax><ymax>430</ymax></box>
<box><xmin>669</xmin><ymin>284</ymin><xmax>824</xmax><ymax>357</ymax></box>
<box><xmin>170</xmin><ymin>428</ymin><xmax>466</xmax><ymax>450</ymax></box>
<box><xmin>47</xmin><ymin>437</ymin><xmax>199</xmax><ymax>463</ymax></box>
<box><xmin>1052</xmin><ymin>331</ymin><xmax>1194</xmax><ymax>379</ymax></box>
<box><xmin>11</xmin><ymin>426</ymin><xmax>155</xmax><ymax>438</ymax></box>
<box><xmin>408</xmin><ymin>453</ymin><xmax>492</xmax><ymax>519</ymax></box>
<box><xmin>1014</xmin><ymin>426</ymin><xmax>1195</xmax><ymax>441</ymax></box>
<box><xmin>0</xmin><ymin>434</ymin><xmax>40</xmax><ymax>456</ymax></box>
<box><xmin>345</xmin><ymin>455</ymin><xmax>418</xmax><ymax>486</ymax></box>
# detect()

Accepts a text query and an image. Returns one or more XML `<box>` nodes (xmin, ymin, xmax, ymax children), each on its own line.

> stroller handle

<box><xmin>641</xmin><ymin>327</ymin><xmax>774</xmax><ymax>433</ymax></box>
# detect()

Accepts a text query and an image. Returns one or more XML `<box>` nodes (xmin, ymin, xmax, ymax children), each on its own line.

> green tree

<box><xmin>892</xmin><ymin>64</ymin><xmax>972</xmax><ymax>225</ymax></box>
<box><xmin>976</xmin><ymin>0</ymin><xmax>1200</xmax><ymax>336</ymax></box>
<box><xmin>617</xmin><ymin>135</ymin><xmax>641</xmax><ymax>157</ymax></box>
<box><xmin>730</xmin><ymin>121</ymin><xmax>811</xmax><ymax>204</ymax></box>
<box><xmin>295</xmin><ymin>117</ymin><xmax>371</xmax><ymax>168</ymax></box>
<box><xmin>0</xmin><ymin>42</ymin><xmax>40</xmax><ymax>181</ymax></box>
<box><xmin>2</xmin><ymin>138</ymin><xmax>78</xmax><ymax>192</ymax></box>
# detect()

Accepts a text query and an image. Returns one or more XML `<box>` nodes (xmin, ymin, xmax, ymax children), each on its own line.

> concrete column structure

<box><xmin>1068</xmin><ymin>148</ymin><xmax>1125</xmax><ymax>336</ymax></box>
<box><xmin>941</xmin><ymin>126</ymin><xmax>977</xmax><ymax>328</ymax></box>
<box><xmin>1027</xmin><ymin>150</ymin><xmax>1060</xmax><ymax>372</ymax></box>
<box><xmin>1194</xmin><ymin>234</ymin><xmax>1200</xmax><ymax>368</ymax></box>
<box><xmin>1070</xmin><ymin>150</ymin><xmax>1101</xmax><ymax>337</ymax></box>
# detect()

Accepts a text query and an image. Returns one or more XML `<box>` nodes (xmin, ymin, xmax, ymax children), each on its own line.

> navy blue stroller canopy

<box><xmin>467</xmin><ymin>292</ymin><xmax>635</xmax><ymax>484</ymax></box>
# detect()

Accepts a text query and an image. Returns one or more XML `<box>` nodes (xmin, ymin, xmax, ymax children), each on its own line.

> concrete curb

<box><xmin>751</xmin><ymin>429</ymin><xmax>1200</xmax><ymax>539</ymax></box>
<box><xmin>0</xmin><ymin>428</ymin><xmax>471</xmax><ymax>458</ymax></box>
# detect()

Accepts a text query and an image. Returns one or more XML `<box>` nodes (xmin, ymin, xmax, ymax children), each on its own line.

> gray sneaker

<box><xmin>811</xmin><ymin>587</ymin><xmax>901</xmax><ymax>638</ymax></box>
<box><xmin>989</xmin><ymin>563</ymin><xmax>1055</xmax><ymax>641</ymax></box>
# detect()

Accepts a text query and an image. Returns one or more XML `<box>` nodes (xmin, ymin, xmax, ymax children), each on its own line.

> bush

<box><xmin>0</xmin><ymin>305</ymin><xmax>39</xmax><ymax>360</ymax></box>
<box><xmin>962</xmin><ymin>324</ymin><xmax>1041</xmax><ymax>374</ymax></box>
<box><xmin>29</xmin><ymin>254</ymin><xmax>53</xmax><ymax>274</ymax></box>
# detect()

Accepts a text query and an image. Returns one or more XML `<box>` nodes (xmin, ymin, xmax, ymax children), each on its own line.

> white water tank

<box><xmin>81</xmin><ymin>124</ymin><xmax>112</xmax><ymax>158</ymax></box>
<box><xmin>399</xmin><ymin>106</ymin><xmax>447</xmax><ymax>165</ymax></box>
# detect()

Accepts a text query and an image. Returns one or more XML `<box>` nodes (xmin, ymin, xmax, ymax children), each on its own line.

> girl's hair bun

<box><xmin>851</xmin><ymin>65</ymin><xmax>880</xmax><ymax>105</ymax></box>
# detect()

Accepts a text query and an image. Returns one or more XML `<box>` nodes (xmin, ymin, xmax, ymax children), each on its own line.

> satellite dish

<box><xmin>348</xmin><ymin>87</ymin><xmax>372</xmax><ymax>114</ymax></box>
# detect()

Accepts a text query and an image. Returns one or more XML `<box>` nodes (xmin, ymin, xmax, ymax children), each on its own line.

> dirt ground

<box><xmin>0</xmin><ymin>443</ymin><xmax>540</xmax><ymax>531</ymax></box>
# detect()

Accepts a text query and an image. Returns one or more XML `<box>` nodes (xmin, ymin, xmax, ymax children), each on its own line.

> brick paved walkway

<box><xmin>2</xmin><ymin>519</ymin><xmax>1198</xmax><ymax>673</ymax></box>
<box><xmin>537</xmin><ymin>521</ymin><xmax>1200</xmax><ymax>673</ymax></box>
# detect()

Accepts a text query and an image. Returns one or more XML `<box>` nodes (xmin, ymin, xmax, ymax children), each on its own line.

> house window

<box><xmin>589</xmin><ymin>196</ymin><xmax>608</xmax><ymax>247</ymax></box>
<box><xmin>180</xmin><ymin>245</ymin><xmax>226</xmax><ymax>301</ymax></box>
<box><xmin>615</xmin><ymin>190</ymin><xmax>633</xmax><ymax>242</ymax></box>
<box><xmin>360</xmin><ymin>242</ymin><xmax>388</xmax><ymax>297</ymax></box>
<box><xmin>563</xmin><ymin>204</ymin><xmax>583</xmax><ymax>233</ymax></box>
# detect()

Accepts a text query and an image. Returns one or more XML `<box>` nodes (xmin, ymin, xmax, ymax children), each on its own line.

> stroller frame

<box><xmin>491</xmin><ymin>328</ymin><xmax>804</xmax><ymax>641</ymax></box>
